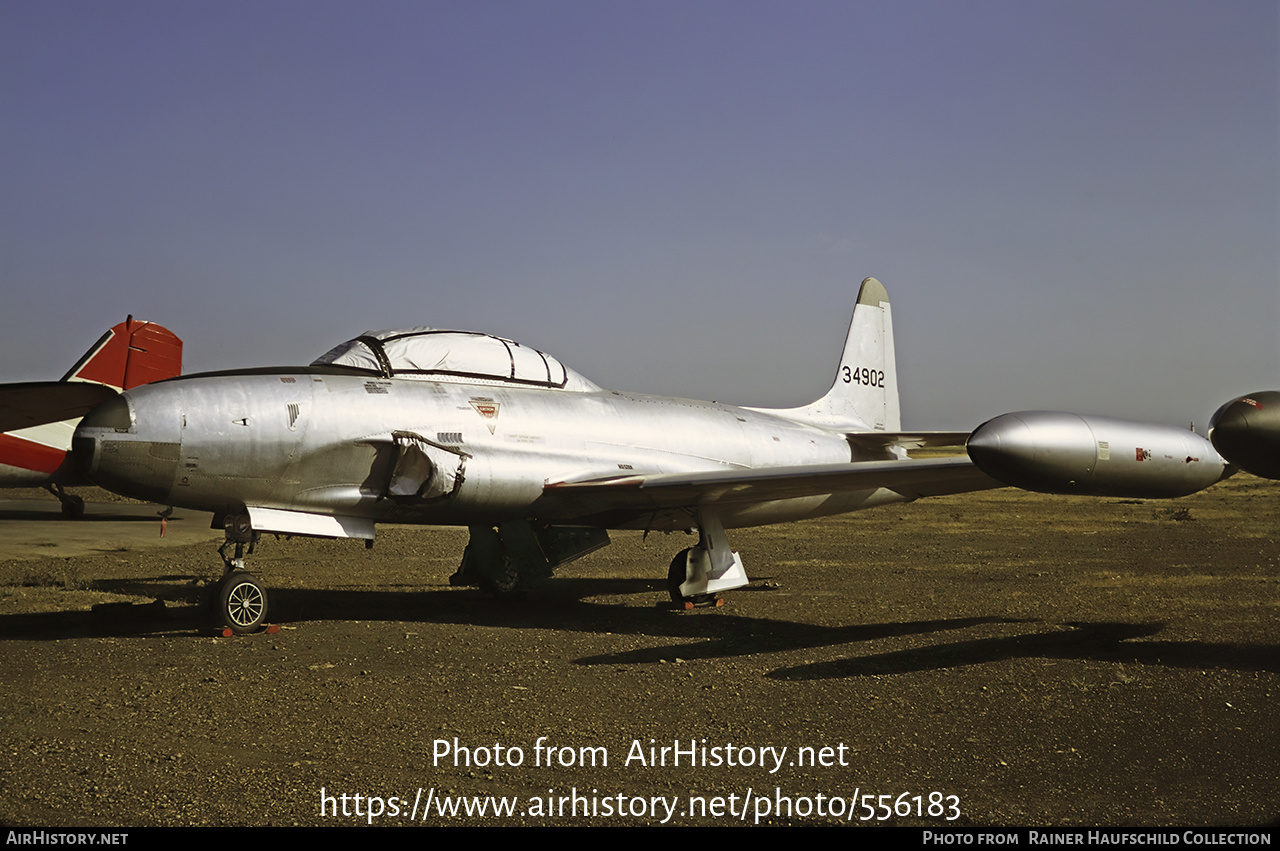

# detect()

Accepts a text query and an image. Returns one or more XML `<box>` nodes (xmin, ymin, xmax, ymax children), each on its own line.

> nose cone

<box><xmin>1209</xmin><ymin>391</ymin><xmax>1280</xmax><ymax>479</ymax></box>
<box><xmin>73</xmin><ymin>388</ymin><xmax>181</xmax><ymax>503</ymax></box>
<box><xmin>967</xmin><ymin>411</ymin><xmax>1096</xmax><ymax>492</ymax></box>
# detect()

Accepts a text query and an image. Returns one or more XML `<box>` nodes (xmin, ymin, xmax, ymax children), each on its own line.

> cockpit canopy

<box><xmin>312</xmin><ymin>328</ymin><xmax>600</xmax><ymax>392</ymax></box>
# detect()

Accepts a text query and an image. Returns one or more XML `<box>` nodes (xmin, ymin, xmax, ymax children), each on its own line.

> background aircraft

<box><xmin>0</xmin><ymin>317</ymin><xmax>182</xmax><ymax>516</ymax></box>
<box><xmin>1208</xmin><ymin>391</ymin><xmax>1280</xmax><ymax>480</ymax></box>
<box><xmin>70</xmin><ymin>279</ymin><xmax>1228</xmax><ymax>634</ymax></box>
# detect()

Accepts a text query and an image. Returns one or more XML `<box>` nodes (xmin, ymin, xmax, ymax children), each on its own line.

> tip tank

<box><xmin>967</xmin><ymin>411</ymin><xmax>1228</xmax><ymax>498</ymax></box>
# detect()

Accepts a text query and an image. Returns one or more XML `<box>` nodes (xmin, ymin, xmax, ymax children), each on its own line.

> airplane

<box><xmin>1208</xmin><ymin>391</ymin><xmax>1280</xmax><ymax>479</ymax></box>
<box><xmin>0</xmin><ymin>317</ymin><xmax>182</xmax><ymax>517</ymax></box>
<box><xmin>69</xmin><ymin>279</ymin><xmax>1229</xmax><ymax>634</ymax></box>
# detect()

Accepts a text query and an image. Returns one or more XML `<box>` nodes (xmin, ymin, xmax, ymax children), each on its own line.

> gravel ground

<box><xmin>1</xmin><ymin>477</ymin><xmax>1277</xmax><ymax>826</ymax></box>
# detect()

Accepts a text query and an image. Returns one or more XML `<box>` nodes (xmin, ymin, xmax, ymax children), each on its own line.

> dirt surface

<box><xmin>1</xmin><ymin>477</ymin><xmax>1277</xmax><ymax>827</ymax></box>
<box><xmin>0</xmin><ymin>499</ymin><xmax>220</xmax><ymax>560</ymax></box>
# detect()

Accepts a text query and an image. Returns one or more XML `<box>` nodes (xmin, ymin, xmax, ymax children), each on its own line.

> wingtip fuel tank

<box><xmin>1208</xmin><ymin>391</ymin><xmax>1280</xmax><ymax>479</ymax></box>
<box><xmin>967</xmin><ymin>411</ymin><xmax>1228</xmax><ymax>498</ymax></box>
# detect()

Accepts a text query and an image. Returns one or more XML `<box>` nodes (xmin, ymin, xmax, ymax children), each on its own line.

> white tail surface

<box><xmin>763</xmin><ymin>277</ymin><xmax>900</xmax><ymax>432</ymax></box>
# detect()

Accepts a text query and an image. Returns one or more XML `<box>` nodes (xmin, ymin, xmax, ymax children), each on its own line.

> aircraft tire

<box><xmin>477</xmin><ymin>555</ymin><xmax>522</xmax><ymax>594</ymax></box>
<box><xmin>60</xmin><ymin>495</ymin><xmax>85</xmax><ymax>520</ymax></box>
<box><xmin>217</xmin><ymin>571</ymin><xmax>268</xmax><ymax>634</ymax></box>
<box><xmin>667</xmin><ymin>549</ymin><xmax>693</xmax><ymax>604</ymax></box>
<box><xmin>667</xmin><ymin>548</ymin><xmax>718</xmax><ymax>606</ymax></box>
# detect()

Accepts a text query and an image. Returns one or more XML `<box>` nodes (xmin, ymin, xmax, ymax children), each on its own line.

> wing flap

<box><xmin>846</xmin><ymin>430</ymin><xmax>972</xmax><ymax>454</ymax></box>
<box><xmin>542</xmin><ymin>456</ymin><xmax>1001</xmax><ymax>514</ymax></box>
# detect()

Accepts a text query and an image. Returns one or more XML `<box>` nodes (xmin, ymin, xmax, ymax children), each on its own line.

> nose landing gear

<box><xmin>215</xmin><ymin>571</ymin><xmax>268</xmax><ymax>633</ymax></box>
<box><xmin>211</xmin><ymin>514</ymin><xmax>270</xmax><ymax>635</ymax></box>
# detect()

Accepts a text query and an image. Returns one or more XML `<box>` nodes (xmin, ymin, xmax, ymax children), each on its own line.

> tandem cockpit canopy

<box><xmin>311</xmin><ymin>328</ymin><xmax>601</xmax><ymax>392</ymax></box>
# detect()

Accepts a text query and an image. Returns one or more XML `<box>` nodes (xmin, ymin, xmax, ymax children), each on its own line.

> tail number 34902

<box><xmin>842</xmin><ymin>366</ymin><xmax>885</xmax><ymax>387</ymax></box>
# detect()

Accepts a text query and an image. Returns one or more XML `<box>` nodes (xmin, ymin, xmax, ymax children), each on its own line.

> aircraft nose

<box><xmin>73</xmin><ymin>389</ymin><xmax>181</xmax><ymax>503</ymax></box>
<box><xmin>1209</xmin><ymin>391</ymin><xmax>1280</xmax><ymax>479</ymax></box>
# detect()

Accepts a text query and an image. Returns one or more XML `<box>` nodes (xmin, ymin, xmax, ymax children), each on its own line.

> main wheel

<box><xmin>667</xmin><ymin>548</ymin><xmax>693</xmax><ymax>604</ymax></box>
<box><xmin>667</xmin><ymin>548</ymin><xmax>718</xmax><ymax>606</ymax></box>
<box><xmin>477</xmin><ymin>554</ymin><xmax>522</xmax><ymax>594</ymax></box>
<box><xmin>217</xmin><ymin>571</ymin><xmax>268</xmax><ymax>634</ymax></box>
<box><xmin>60</xmin><ymin>495</ymin><xmax>85</xmax><ymax>519</ymax></box>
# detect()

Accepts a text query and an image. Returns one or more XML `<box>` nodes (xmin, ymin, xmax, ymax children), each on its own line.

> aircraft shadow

<box><xmin>0</xmin><ymin>508</ymin><xmax>162</xmax><ymax>522</ymax></box>
<box><xmin>0</xmin><ymin>575</ymin><xmax>1275</xmax><ymax>679</ymax></box>
<box><xmin>0</xmin><ymin>574</ymin><xmax>1011</xmax><ymax>651</ymax></box>
<box><xmin>765</xmin><ymin>621</ymin><xmax>1280</xmax><ymax>679</ymax></box>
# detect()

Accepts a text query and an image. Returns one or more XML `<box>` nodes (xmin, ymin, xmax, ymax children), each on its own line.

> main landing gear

<box><xmin>665</xmin><ymin>513</ymin><xmax>749</xmax><ymax>609</ymax></box>
<box><xmin>44</xmin><ymin>485</ymin><xmax>85</xmax><ymax>519</ymax></box>
<box><xmin>211</xmin><ymin>514</ymin><xmax>269</xmax><ymax>635</ymax></box>
<box><xmin>667</xmin><ymin>549</ymin><xmax>720</xmax><ymax>608</ymax></box>
<box><xmin>450</xmin><ymin>521</ymin><xmax>610</xmax><ymax>594</ymax></box>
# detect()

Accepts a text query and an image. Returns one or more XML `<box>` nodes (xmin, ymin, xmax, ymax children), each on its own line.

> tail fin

<box><xmin>0</xmin><ymin>319</ymin><xmax>182</xmax><ymax>484</ymax></box>
<box><xmin>763</xmin><ymin>277</ymin><xmax>900</xmax><ymax>431</ymax></box>
<box><xmin>61</xmin><ymin>316</ymin><xmax>183</xmax><ymax>390</ymax></box>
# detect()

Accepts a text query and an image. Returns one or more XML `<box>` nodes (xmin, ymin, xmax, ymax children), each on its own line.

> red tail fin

<box><xmin>61</xmin><ymin>317</ymin><xmax>183</xmax><ymax>390</ymax></box>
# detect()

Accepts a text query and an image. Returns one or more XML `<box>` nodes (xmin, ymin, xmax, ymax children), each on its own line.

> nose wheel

<box><xmin>215</xmin><ymin>571</ymin><xmax>268</xmax><ymax>634</ymax></box>
<box><xmin>210</xmin><ymin>513</ymin><xmax>270</xmax><ymax>634</ymax></box>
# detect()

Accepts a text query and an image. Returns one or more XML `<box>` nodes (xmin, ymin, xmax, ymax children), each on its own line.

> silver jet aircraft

<box><xmin>71</xmin><ymin>279</ymin><xmax>1229</xmax><ymax>633</ymax></box>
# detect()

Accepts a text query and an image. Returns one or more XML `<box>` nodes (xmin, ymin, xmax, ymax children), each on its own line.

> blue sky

<box><xmin>3</xmin><ymin>0</ymin><xmax>1275</xmax><ymax>429</ymax></box>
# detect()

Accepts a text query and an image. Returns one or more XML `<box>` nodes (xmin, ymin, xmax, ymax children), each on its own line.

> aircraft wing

<box><xmin>0</xmin><ymin>381</ymin><xmax>119</xmax><ymax>433</ymax></box>
<box><xmin>541</xmin><ymin>455</ymin><xmax>1002</xmax><ymax>516</ymax></box>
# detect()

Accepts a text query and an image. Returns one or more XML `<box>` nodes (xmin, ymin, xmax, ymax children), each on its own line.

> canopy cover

<box><xmin>312</xmin><ymin>328</ymin><xmax>600</xmax><ymax>392</ymax></box>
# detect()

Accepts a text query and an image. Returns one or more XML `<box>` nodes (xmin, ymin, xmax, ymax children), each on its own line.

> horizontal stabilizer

<box><xmin>0</xmin><ymin>382</ymin><xmax>118</xmax><ymax>433</ymax></box>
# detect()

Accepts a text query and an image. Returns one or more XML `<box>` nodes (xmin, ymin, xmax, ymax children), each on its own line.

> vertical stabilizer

<box><xmin>0</xmin><ymin>318</ymin><xmax>182</xmax><ymax>498</ymax></box>
<box><xmin>62</xmin><ymin>317</ymin><xmax>183</xmax><ymax>390</ymax></box>
<box><xmin>761</xmin><ymin>277</ymin><xmax>900</xmax><ymax>431</ymax></box>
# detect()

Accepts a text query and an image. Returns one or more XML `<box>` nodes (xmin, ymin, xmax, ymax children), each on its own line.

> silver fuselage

<box><xmin>75</xmin><ymin>367</ymin><xmax>904</xmax><ymax>533</ymax></box>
